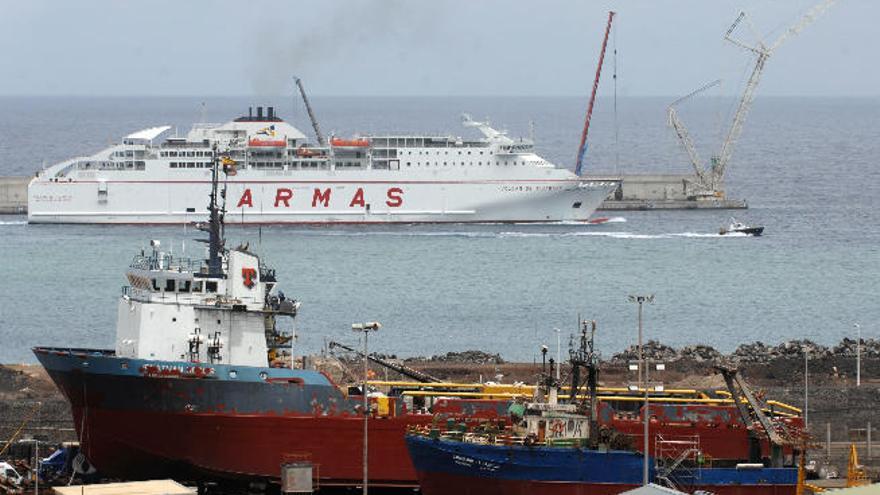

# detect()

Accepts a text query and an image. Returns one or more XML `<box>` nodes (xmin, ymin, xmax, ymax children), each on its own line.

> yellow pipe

<box><xmin>766</xmin><ymin>400</ymin><xmax>802</xmax><ymax>414</ymax></box>
<box><xmin>372</xmin><ymin>381</ymin><xmax>800</xmax><ymax>411</ymax></box>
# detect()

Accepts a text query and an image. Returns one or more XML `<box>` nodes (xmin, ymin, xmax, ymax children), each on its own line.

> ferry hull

<box><xmin>28</xmin><ymin>178</ymin><xmax>615</xmax><ymax>224</ymax></box>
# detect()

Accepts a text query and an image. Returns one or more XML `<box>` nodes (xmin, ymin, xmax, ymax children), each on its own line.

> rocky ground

<box><xmin>2</xmin><ymin>338</ymin><xmax>879</xmax><ymax>478</ymax></box>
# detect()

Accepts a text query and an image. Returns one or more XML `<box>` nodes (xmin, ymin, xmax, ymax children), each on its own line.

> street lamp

<box><xmin>855</xmin><ymin>323</ymin><xmax>861</xmax><ymax>387</ymax></box>
<box><xmin>628</xmin><ymin>294</ymin><xmax>654</xmax><ymax>486</ymax></box>
<box><xmin>352</xmin><ymin>321</ymin><xmax>381</xmax><ymax>495</ymax></box>
<box><xmin>553</xmin><ymin>328</ymin><xmax>562</xmax><ymax>381</ymax></box>
<box><xmin>628</xmin><ymin>295</ymin><xmax>655</xmax><ymax>391</ymax></box>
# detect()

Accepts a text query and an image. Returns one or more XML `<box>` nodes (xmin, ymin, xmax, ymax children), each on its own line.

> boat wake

<box><xmin>277</xmin><ymin>229</ymin><xmax>752</xmax><ymax>240</ymax></box>
<box><xmin>0</xmin><ymin>220</ymin><xmax>27</xmax><ymax>226</ymax></box>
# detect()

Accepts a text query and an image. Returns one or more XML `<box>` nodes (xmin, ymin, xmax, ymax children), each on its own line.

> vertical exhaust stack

<box><xmin>268</xmin><ymin>107</ymin><xmax>275</xmax><ymax>120</ymax></box>
<box><xmin>257</xmin><ymin>107</ymin><xmax>264</xmax><ymax>120</ymax></box>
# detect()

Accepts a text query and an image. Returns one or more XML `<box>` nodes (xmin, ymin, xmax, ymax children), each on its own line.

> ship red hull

<box><xmin>72</xmin><ymin>405</ymin><xmax>431</xmax><ymax>487</ymax></box>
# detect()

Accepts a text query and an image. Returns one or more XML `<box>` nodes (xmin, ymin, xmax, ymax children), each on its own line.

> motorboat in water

<box><xmin>720</xmin><ymin>218</ymin><xmax>764</xmax><ymax>236</ymax></box>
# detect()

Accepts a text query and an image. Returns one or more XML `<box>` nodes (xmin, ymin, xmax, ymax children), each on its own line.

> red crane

<box><xmin>574</xmin><ymin>11</ymin><xmax>615</xmax><ymax>177</ymax></box>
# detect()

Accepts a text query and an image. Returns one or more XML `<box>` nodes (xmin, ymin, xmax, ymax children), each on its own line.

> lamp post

<box><xmin>352</xmin><ymin>321</ymin><xmax>381</xmax><ymax>495</ymax></box>
<box><xmin>628</xmin><ymin>295</ymin><xmax>654</xmax><ymax>391</ymax></box>
<box><xmin>855</xmin><ymin>323</ymin><xmax>861</xmax><ymax>387</ymax></box>
<box><xmin>804</xmin><ymin>348</ymin><xmax>809</xmax><ymax>428</ymax></box>
<box><xmin>628</xmin><ymin>294</ymin><xmax>654</xmax><ymax>485</ymax></box>
<box><xmin>554</xmin><ymin>328</ymin><xmax>562</xmax><ymax>381</ymax></box>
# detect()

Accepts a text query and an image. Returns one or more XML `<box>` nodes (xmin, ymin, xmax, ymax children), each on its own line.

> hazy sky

<box><xmin>0</xmin><ymin>0</ymin><xmax>873</xmax><ymax>97</ymax></box>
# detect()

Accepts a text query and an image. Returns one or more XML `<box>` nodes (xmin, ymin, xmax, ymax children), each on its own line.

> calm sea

<box><xmin>1</xmin><ymin>96</ymin><xmax>878</xmax><ymax>363</ymax></box>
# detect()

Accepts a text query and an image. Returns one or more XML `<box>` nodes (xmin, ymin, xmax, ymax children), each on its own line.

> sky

<box><xmin>0</xmin><ymin>0</ymin><xmax>873</xmax><ymax>97</ymax></box>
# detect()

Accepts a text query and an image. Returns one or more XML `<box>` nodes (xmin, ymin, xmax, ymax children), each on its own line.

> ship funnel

<box><xmin>268</xmin><ymin>106</ymin><xmax>275</xmax><ymax>120</ymax></box>
<box><xmin>248</xmin><ymin>107</ymin><xmax>253</xmax><ymax>119</ymax></box>
<box><xmin>257</xmin><ymin>106</ymin><xmax>264</xmax><ymax>119</ymax></box>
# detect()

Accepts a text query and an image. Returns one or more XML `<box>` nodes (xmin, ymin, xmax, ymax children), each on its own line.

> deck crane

<box><xmin>669</xmin><ymin>0</ymin><xmax>835</xmax><ymax>195</ymax></box>
<box><xmin>294</xmin><ymin>77</ymin><xmax>326</xmax><ymax>146</ymax></box>
<box><xmin>574</xmin><ymin>11</ymin><xmax>615</xmax><ymax>177</ymax></box>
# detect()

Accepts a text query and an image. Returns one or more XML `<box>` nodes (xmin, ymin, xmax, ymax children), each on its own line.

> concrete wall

<box><xmin>0</xmin><ymin>176</ymin><xmax>29</xmax><ymax>214</ymax></box>
<box><xmin>615</xmin><ymin>174</ymin><xmax>693</xmax><ymax>201</ymax></box>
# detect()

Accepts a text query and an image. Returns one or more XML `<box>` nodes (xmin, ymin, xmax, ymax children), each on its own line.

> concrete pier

<box><xmin>0</xmin><ymin>176</ymin><xmax>29</xmax><ymax>214</ymax></box>
<box><xmin>589</xmin><ymin>173</ymin><xmax>748</xmax><ymax>210</ymax></box>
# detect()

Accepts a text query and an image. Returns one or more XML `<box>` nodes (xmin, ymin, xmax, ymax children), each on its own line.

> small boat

<box><xmin>720</xmin><ymin>217</ymin><xmax>764</xmax><ymax>236</ymax></box>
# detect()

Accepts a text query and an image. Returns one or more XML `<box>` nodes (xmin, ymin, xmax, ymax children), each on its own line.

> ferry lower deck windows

<box><xmin>205</xmin><ymin>281</ymin><xmax>218</xmax><ymax>293</ymax></box>
<box><xmin>165</xmin><ymin>279</ymin><xmax>176</xmax><ymax>292</ymax></box>
<box><xmin>180</xmin><ymin>280</ymin><xmax>192</xmax><ymax>292</ymax></box>
<box><xmin>152</xmin><ymin>279</ymin><xmax>160</xmax><ymax>291</ymax></box>
<box><xmin>193</xmin><ymin>281</ymin><xmax>203</xmax><ymax>292</ymax></box>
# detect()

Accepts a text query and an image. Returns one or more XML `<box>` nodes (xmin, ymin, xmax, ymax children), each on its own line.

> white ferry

<box><xmin>28</xmin><ymin>106</ymin><xmax>616</xmax><ymax>224</ymax></box>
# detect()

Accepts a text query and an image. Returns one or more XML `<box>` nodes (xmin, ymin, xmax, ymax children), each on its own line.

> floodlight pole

<box><xmin>855</xmin><ymin>323</ymin><xmax>861</xmax><ymax>387</ymax></box>
<box><xmin>352</xmin><ymin>321</ymin><xmax>381</xmax><ymax>495</ymax></box>
<box><xmin>554</xmin><ymin>328</ymin><xmax>562</xmax><ymax>381</ymax></box>
<box><xmin>628</xmin><ymin>294</ymin><xmax>654</xmax><ymax>485</ymax></box>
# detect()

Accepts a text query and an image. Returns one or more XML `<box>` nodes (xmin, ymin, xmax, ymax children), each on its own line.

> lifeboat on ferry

<box><xmin>248</xmin><ymin>137</ymin><xmax>286</xmax><ymax>147</ymax></box>
<box><xmin>330</xmin><ymin>137</ymin><xmax>369</xmax><ymax>148</ymax></box>
<box><xmin>294</xmin><ymin>146</ymin><xmax>323</xmax><ymax>157</ymax></box>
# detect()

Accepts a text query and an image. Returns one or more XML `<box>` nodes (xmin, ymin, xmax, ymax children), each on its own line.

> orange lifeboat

<box><xmin>248</xmin><ymin>138</ymin><xmax>286</xmax><ymax>147</ymax></box>
<box><xmin>330</xmin><ymin>137</ymin><xmax>369</xmax><ymax>148</ymax></box>
<box><xmin>295</xmin><ymin>147</ymin><xmax>323</xmax><ymax>157</ymax></box>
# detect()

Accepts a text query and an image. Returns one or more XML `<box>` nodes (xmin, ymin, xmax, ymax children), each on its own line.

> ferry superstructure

<box><xmin>28</xmin><ymin>106</ymin><xmax>615</xmax><ymax>224</ymax></box>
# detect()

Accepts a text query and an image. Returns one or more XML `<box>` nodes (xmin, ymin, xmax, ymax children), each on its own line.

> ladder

<box><xmin>655</xmin><ymin>434</ymin><xmax>702</xmax><ymax>492</ymax></box>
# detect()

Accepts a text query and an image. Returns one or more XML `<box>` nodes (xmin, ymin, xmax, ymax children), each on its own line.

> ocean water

<box><xmin>0</xmin><ymin>96</ymin><xmax>878</xmax><ymax>364</ymax></box>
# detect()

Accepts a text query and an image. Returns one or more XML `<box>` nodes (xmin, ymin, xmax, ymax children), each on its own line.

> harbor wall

<box><xmin>0</xmin><ymin>176</ymin><xmax>29</xmax><ymax>214</ymax></box>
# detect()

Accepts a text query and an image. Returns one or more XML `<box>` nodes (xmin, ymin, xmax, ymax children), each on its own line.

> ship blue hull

<box><xmin>406</xmin><ymin>434</ymin><xmax>798</xmax><ymax>495</ymax></box>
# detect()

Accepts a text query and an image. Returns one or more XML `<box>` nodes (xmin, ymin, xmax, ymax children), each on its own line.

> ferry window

<box><xmin>187</xmin><ymin>163</ymin><xmax>196</xmax><ymax>168</ymax></box>
<box><xmin>165</xmin><ymin>279</ymin><xmax>176</xmax><ymax>292</ymax></box>
<box><xmin>187</xmin><ymin>151</ymin><xmax>195</xmax><ymax>157</ymax></box>
<box><xmin>206</xmin><ymin>281</ymin><xmax>218</xmax><ymax>293</ymax></box>
<box><xmin>406</xmin><ymin>162</ymin><xmax>411</xmax><ymax>167</ymax></box>
<box><xmin>193</xmin><ymin>281</ymin><xmax>203</xmax><ymax>292</ymax></box>
<box><xmin>468</xmin><ymin>151</ymin><xmax>471</xmax><ymax>155</ymax></box>
<box><xmin>152</xmin><ymin>279</ymin><xmax>160</xmax><ymax>291</ymax></box>
<box><xmin>180</xmin><ymin>280</ymin><xmax>192</xmax><ymax>292</ymax></box>
<box><xmin>479</xmin><ymin>151</ymin><xmax>483</xmax><ymax>155</ymax></box>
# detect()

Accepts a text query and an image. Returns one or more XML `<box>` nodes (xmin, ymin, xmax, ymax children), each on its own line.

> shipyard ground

<box><xmin>2</xmin><ymin>341</ymin><xmax>878</xmax><ymax>492</ymax></box>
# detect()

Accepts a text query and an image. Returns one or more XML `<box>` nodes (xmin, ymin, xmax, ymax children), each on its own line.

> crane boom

<box><xmin>294</xmin><ymin>77</ymin><xmax>326</xmax><ymax>146</ymax></box>
<box><xmin>715</xmin><ymin>0</ymin><xmax>835</xmax><ymax>189</ymax></box>
<box><xmin>574</xmin><ymin>11</ymin><xmax>615</xmax><ymax>177</ymax></box>
<box><xmin>666</xmin><ymin>79</ymin><xmax>721</xmax><ymax>185</ymax></box>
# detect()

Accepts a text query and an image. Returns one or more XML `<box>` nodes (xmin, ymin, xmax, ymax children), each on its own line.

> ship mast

<box><xmin>206</xmin><ymin>144</ymin><xmax>232</xmax><ymax>276</ymax></box>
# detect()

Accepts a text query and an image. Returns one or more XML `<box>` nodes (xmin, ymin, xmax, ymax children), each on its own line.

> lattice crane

<box><xmin>669</xmin><ymin>0</ymin><xmax>835</xmax><ymax>194</ymax></box>
<box><xmin>667</xmin><ymin>79</ymin><xmax>721</xmax><ymax>190</ymax></box>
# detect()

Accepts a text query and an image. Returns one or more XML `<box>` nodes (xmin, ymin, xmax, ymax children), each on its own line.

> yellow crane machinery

<box><xmin>847</xmin><ymin>443</ymin><xmax>870</xmax><ymax>487</ymax></box>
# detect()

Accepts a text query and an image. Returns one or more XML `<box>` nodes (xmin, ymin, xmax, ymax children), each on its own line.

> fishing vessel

<box><xmin>405</xmin><ymin>323</ymin><xmax>803</xmax><ymax>495</ymax></box>
<box><xmin>27</xmin><ymin>106</ymin><xmax>615</xmax><ymax>224</ymax></box>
